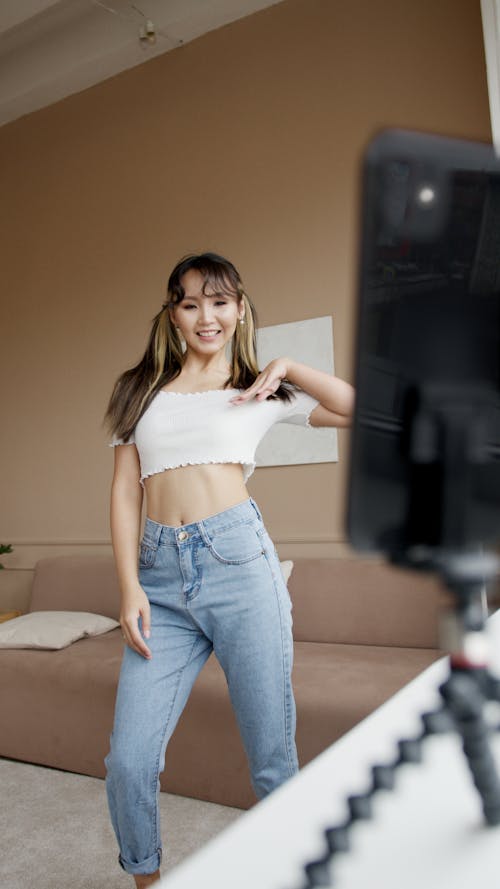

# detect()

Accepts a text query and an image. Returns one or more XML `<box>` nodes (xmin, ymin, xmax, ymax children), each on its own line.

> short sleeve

<box><xmin>108</xmin><ymin>432</ymin><xmax>135</xmax><ymax>447</ymax></box>
<box><xmin>278</xmin><ymin>389</ymin><xmax>320</xmax><ymax>427</ymax></box>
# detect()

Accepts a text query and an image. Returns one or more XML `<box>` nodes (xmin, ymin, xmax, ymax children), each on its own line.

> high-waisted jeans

<box><xmin>104</xmin><ymin>496</ymin><xmax>298</xmax><ymax>875</ymax></box>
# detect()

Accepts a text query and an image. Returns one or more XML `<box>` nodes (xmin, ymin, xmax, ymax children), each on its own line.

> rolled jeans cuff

<box><xmin>118</xmin><ymin>848</ymin><xmax>162</xmax><ymax>874</ymax></box>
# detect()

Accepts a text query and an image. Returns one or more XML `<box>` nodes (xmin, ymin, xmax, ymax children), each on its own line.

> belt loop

<box><xmin>249</xmin><ymin>498</ymin><xmax>263</xmax><ymax>523</ymax></box>
<box><xmin>143</xmin><ymin>517</ymin><xmax>163</xmax><ymax>546</ymax></box>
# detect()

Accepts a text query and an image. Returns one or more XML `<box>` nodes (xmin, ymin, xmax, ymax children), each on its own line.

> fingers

<box><xmin>141</xmin><ymin>609</ymin><xmax>151</xmax><ymax>640</ymax></box>
<box><xmin>121</xmin><ymin>613</ymin><xmax>152</xmax><ymax>660</ymax></box>
<box><xmin>229</xmin><ymin>374</ymin><xmax>278</xmax><ymax>404</ymax></box>
<box><xmin>229</xmin><ymin>359</ymin><xmax>288</xmax><ymax>405</ymax></box>
<box><xmin>231</xmin><ymin>389</ymin><xmax>274</xmax><ymax>404</ymax></box>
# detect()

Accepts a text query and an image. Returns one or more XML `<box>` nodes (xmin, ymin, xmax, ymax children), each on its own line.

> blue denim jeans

<box><xmin>104</xmin><ymin>497</ymin><xmax>298</xmax><ymax>875</ymax></box>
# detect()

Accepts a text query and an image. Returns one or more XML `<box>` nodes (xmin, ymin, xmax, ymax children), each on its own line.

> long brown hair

<box><xmin>104</xmin><ymin>252</ymin><xmax>296</xmax><ymax>441</ymax></box>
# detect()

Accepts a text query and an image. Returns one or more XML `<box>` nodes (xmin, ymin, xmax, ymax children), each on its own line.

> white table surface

<box><xmin>160</xmin><ymin>609</ymin><xmax>500</xmax><ymax>889</ymax></box>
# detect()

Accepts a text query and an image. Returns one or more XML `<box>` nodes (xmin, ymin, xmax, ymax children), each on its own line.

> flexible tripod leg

<box><xmin>295</xmin><ymin>557</ymin><xmax>500</xmax><ymax>889</ymax></box>
<box><xmin>439</xmin><ymin>668</ymin><xmax>500</xmax><ymax>826</ymax></box>
<box><xmin>295</xmin><ymin>664</ymin><xmax>500</xmax><ymax>889</ymax></box>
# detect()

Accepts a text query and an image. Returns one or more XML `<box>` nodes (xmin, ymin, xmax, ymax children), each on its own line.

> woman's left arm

<box><xmin>229</xmin><ymin>357</ymin><xmax>355</xmax><ymax>428</ymax></box>
<box><xmin>285</xmin><ymin>358</ymin><xmax>355</xmax><ymax>428</ymax></box>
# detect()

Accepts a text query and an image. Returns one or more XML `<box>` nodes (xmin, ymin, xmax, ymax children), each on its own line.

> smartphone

<box><xmin>347</xmin><ymin>129</ymin><xmax>500</xmax><ymax>564</ymax></box>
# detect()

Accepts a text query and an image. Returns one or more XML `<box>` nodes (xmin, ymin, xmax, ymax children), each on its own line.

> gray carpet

<box><xmin>0</xmin><ymin>757</ymin><xmax>242</xmax><ymax>888</ymax></box>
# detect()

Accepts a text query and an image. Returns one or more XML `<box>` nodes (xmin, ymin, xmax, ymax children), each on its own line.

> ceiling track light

<box><xmin>138</xmin><ymin>19</ymin><xmax>156</xmax><ymax>45</ymax></box>
<box><xmin>91</xmin><ymin>2</ymin><xmax>182</xmax><ymax>49</ymax></box>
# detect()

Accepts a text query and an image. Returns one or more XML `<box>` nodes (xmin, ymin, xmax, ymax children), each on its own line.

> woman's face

<box><xmin>170</xmin><ymin>269</ymin><xmax>244</xmax><ymax>356</ymax></box>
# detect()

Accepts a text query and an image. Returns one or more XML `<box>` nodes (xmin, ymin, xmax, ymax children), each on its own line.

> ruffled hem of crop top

<box><xmin>108</xmin><ymin>386</ymin><xmax>320</xmax><ymax>486</ymax></box>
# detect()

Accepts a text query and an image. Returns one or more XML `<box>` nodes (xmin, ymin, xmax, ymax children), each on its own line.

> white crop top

<box><xmin>109</xmin><ymin>387</ymin><xmax>320</xmax><ymax>486</ymax></box>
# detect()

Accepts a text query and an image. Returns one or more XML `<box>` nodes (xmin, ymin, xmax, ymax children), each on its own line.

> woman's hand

<box><xmin>120</xmin><ymin>583</ymin><xmax>152</xmax><ymax>659</ymax></box>
<box><xmin>229</xmin><ymin>357</ymin><xmax>290</xmax><ymax>404</ymax></box>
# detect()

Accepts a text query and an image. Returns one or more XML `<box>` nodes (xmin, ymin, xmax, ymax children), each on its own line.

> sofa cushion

<box><xmin>288</xmin><ymin>558</ymin><xmax>443</xmax><ymax>648</ymax></box>
<box><xmin>0</xmin><ymin>625</ymin><xmax>441</xmax><ymax>810</ymax></box>
<box><xmin>0</xmin><ymin>629</ymin><xmax>124</xmax><ymax>777</ymax></box>
<box><xmin>280</xmin><ymin>560</ymin><xmax>293</xmax><ymax>583</ymax></box>
<box><xmin>292</xmin><ymin>640</ymin><xmax>441</xmax><ymax>763</ymax></box>
<box><xmin>28</xmin><ymin>556</ymin><xmax>293</xmax><ymax>620</ymax></box>
<box><xmin>29</xmin><ymin>556</ymin><xmax>121</xmax><ymax>619</ymax></box>
<box><xmin>0</xmin><ymin>611</ymin><xmax>119</xmax><ymax>650</ymax></box>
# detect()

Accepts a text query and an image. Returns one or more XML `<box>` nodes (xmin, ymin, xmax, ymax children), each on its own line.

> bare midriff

<box><xmin>144</xmin><ymin>462</ymin><xmax>250</xmax><ymax>527</ymax></box>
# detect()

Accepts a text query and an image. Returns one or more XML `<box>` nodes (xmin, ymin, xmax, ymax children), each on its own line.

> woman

<box><xmin>104</xmin><ymin>252</ymin><xmax>354</xmax><ymax>887</ymax></box>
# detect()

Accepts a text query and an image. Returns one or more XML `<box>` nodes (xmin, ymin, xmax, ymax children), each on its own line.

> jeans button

<box><xmin>178</xmin><ymin>530</ymin><xmax>188</xmax><ymax>541</ymax></box>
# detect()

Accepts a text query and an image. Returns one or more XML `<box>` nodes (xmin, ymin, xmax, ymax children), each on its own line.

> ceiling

<box><xmin>0</xmin><ymin>0</ymin><xmax>284</xmax><ymax>127</ymax></box>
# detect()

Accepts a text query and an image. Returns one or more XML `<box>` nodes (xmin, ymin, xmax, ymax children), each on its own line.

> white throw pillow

<box><xmin>0</xmin><ymin>611</ymin><xmax>120</xmax><ymax>650</ymax></box>
<box><xmin>280</xmin><ymin>560</ymin><xmax>294</xmax><ymax>584</ymax></box>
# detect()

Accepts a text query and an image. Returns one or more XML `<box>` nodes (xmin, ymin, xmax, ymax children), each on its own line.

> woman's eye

<box><xmin>182</xmin><ymin>300</ymin><xmax>227</xmax><ymax>309</ymax></box>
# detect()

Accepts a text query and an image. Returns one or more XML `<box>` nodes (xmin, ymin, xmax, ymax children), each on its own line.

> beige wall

<box><xmin>0</xmin><ymin>0</ymin><xmax>491</xmax><ymax>609</ymax></box>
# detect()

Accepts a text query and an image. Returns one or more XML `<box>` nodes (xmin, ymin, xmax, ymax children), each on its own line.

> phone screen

<box><xmin>347</xmin><ymin>130</ymin><xmax>500</xmax><ymax>562</ymax></box>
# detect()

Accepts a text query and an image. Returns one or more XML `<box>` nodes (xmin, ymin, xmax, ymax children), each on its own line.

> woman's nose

<box><xmin>198</xmin><ymin>303</ymin><xmax>215</xmax><ymax>324</ymax></box>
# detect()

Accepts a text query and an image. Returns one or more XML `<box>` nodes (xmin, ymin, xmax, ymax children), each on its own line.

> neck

<box><xmin>180</xmin><ymin>352</ymin><xmax>231</xmax><ymax>380</ymax></box>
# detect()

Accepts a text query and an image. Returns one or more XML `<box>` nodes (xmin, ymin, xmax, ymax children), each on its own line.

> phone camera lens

<box><xmin>416</xmin><ymin>185</ymin><xmax>437</xmax><ymax>206</ymax></box>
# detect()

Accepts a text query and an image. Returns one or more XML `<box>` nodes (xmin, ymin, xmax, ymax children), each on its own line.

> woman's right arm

<box><xmin>110</xmin><ymin>444</ymin><xmax>152</xmax><ymax>659</ymax></box>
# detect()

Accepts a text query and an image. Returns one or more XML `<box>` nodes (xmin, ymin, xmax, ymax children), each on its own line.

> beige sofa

<box><xmin>0</xmin><ymin>554</ymin><xmax>443</xmax><ymax>809</ymax></box>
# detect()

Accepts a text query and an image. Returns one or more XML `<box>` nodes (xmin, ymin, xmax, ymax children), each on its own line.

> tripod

<box><xmin>295</xmin><ymin>549</ymin><xmax>500</xmax><ymax>889</ymax></box>
<box><xmin>297</xmin><ymin>389</ymin><xmax>500</xmax><ymax>888</ymax></box>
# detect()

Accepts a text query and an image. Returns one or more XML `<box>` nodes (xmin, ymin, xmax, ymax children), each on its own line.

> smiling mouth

<box><xmin>197</xmin><ymin>330</ymin><xmax>221</xmax><ymax>338</ymax></box>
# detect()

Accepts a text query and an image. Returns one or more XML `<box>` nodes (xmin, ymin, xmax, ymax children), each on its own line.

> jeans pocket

<box><xmin>207</xmin><ymin>521</ymin><xmax>264</xmax><ymax>565</ymax></box>
<box><xmin>138</xmin><ymin>540</ymin><xmax>158</xmax><ymax>569</ymax></box>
